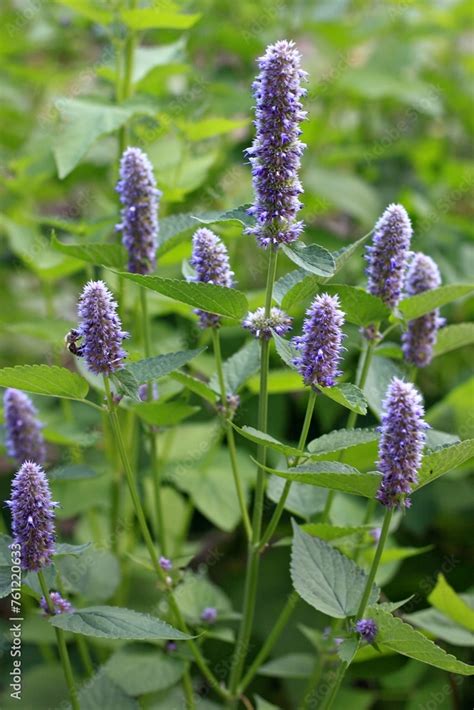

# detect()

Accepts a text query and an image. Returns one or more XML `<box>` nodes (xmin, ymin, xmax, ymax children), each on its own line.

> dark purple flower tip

<box><xmin>365</xmin><ymin>203</ymin><xmax>413</xmax><ymax>307</ymax></box>
<box><xmin>77</xmin><ymin>280</ymin><xmax>129</xmax><ymax>376</ymax></box>
<box><xmin>3</xmin><ymin>389</ymin><xmax>46</xmax><ymax>466</ymax></box>
<box><xmin>376</xmin><ymin>377</ymin><xmax>427</xmax><ymax>509</ymax></box>
<box><xmin>292</xmin><ymin>293</ymin><xmax>345</xmax><ymax>388</ymax></box>
<box><xmin>116</xmin><ymin>147</ymin><xmax>161</xmax><ymax>275</ymax></box>
<box><xmin>242</xmin><ymin>306</ymin><xmax>293</xmax><ymax>340</ymax></box>
<box><xmin>159</xmin><ymin>556</ymin><xmax>173</xmax><ymax>571</ymax></box>
<box><xmin>201</xmin><ymin>606</ymin><xmax>218</xmax><ymax>624</ymax></box>
<box><xmin>355</xmin><ymin>618</ymin><xmax>377</xmax><ymax>643</ymax></box>
<box><xmin>6</xmin><ymin>461</ymin><xmax>56</xmax><ymax>571</ymax></box>
<box><xmin>245</xmin><ymin>40</ymin><xmax>307</xmax><ymax>249</ymax></box>
<box><xmin>189</xmin><ymin>228</ymin><xmax>234</xmax><ymax>328</ymax></box>
<box><xmin>40</xmin><ymin>591</ymin><xmax>74</xmax><ymax>616</ymax></box>
<box><xmin>402</xmin><ymin>252</ymin><xmax>444</xmax><ymax>368</ymax></box>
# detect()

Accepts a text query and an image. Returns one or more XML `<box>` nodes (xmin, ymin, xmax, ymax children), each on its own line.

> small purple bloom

<box><xmin>77</xmin><ymin>280</ymin><xmax>129</xmax><ymax>376</ymax></box>
<box><xmin>370</xmin><ymin>527</ymin><xmax>381</xmax><ymax>544</ymax></box>
<box><xmin>3</xmin><ymin>389</ymin><xmax>46</xmax><ymax>465</ymax></box>
<box><xmin>242</xmin><ymin>306</ymin><xmax>292</xmax><ymax>340</ymax></box>
<box><xmin>355</xmin><ymin>618</ymin><xmax>377</xmax><ymax>643</ymax></box>
<box><xmin>201</xmin><ymin>607</ymin><xmax>218</xmax><ymax>624</ymax></box>
<box><xmin>189</xmin><ymin>228</ymin><xmax>234</xmax><ymax>328</ymax></box>
<box><xmin>365</xmin><ymin>204</ymin><xmax>413</xmax><ymax>307</ymax></box>
<box><xmin>116</xmin><ymin>147</ymin><xmax>161</xmax><ymax>275</ymax></box>
<box><xmin>159</xmin><ymin>556</ymin><xmax>172</xmax><ymax>571</ymax></box>
<box><xmin>245</xmin><ymin>40</ymin><xmax>307</xmax><ymax>249</ymax></box>
<box><xmin>376</xmin><ymin>378</ymin><xmax>427</xmax><ymax>509</ymax></box>
<box><xmin>402</xmin><ymin>253</ymin><xmax>444</xmax><ymax>368</ymax></box>
<box><xmin>165</xmin><ymin>640</ymin><xmax>177</xmax><ymax>653</ymax></box>
<box><xmin>292</xmin><ymin>293</ymin><xmax>345</xmax><ymax>388</ymax></box>
<box><xmin>40</xmin><ymin>591</ymin><xmax>74</xmax><ymax>616</ymax></box>
<box><xmin>138</xmin><ymin>382</ymin><xmax>159</xmax><ymax>402</ymax></box>
<box><xmin>6</xmin><ymin>461</ymin><xmax>57</xmax><ymax>571</ymax></box>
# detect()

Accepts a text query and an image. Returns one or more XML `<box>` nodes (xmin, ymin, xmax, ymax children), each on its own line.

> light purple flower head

<box><xmin>77</xmin><ymin>280</ymin><xmax>129</xmax><ymax>376</ymax></box>
<box><xmin>402</xmin><ymin>253</ymin><xmax>444</xmax><ymax>368</ymax></box>
<box><xmin>116</xmin><ymin>147</ymin><xmax>161</xmax><ymax>275</ymax></box>
<box><xmin>242</xmin><ymin>306</ymin><xmax>292</xmax><ymax>340</ymax></box>
<box><xmin>376</xmin><ymin>378</ymin><xmax>427</xmax><ymax>509</ymax></box>
<box><xmin>40</xmin><ymin>591</ymin><xmax>74</xmax><ymax>616</ymax></box>
<box><xmin>3</xmin><ymin>389</ymin><xmax>46</xmax><ymax>465</ymax></box>
<box><xmin>365</xmin><ymin>204</ymin><xmax>413</xmax><ymax>307</ymax></box>
<box><xmin>292</xmin><ymin>293</ymin><xmax>345</xmax><ymax>388</ymax></box>
<box><xmin>159</xmin><ymin>556</ymin><xmax>172</xmax><ymax>571</ymax></box>
<box><xmin>201</xmin><ymin>606</ymin><xmax>218</xmax><ymax>624</ymax></box>
<box><xmin>189</xmin><ymin>228</ymin><xmax>234</xmax><ymax>328</ymax></box>
<box><xmin>355</xmin><ymin>618</ymin><xmax>377</xmax><ymax>643</ymax></box>
<box><xmin>6</xmin><ymin>461</ymin><xmax>57</xmax><ymax>571</ymax></box>
<box><xmin>245</xmin><ymin>40</ymin><xmax>307</xmax><ymax>249</ymax></box>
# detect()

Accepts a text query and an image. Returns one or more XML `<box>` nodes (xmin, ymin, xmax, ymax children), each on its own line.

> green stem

<box><xmin>38</xmin><ymin>571</ymin><xmax>79</xmax><ymax>710</ymax></box>
<box><xmin>259</xmin><ymin>388</ymin><xmax>317</xmax><ymax>550</ymax></box>
<box><xmin>56</xmin><ymin>572</ymin><xmax>94</xmax><ymax>676</ymax></box>
<box><xmin>301</xmin><ymin>650</ymin><xmax>324</xmax><ymax>710</ymax></box>
<box><xmin>212</xmin><ymin>328</ymin><xmax>252</xmax><ymax>541</ymax></box>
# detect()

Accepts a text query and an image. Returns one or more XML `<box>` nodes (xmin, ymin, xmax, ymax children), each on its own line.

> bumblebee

<box><xmin>64</xmin><ymin>329</ymin><xmax>84</xmax><ymax>357</ymax></box>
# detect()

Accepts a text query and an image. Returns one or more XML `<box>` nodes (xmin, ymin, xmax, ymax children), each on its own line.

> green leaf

<box><xmin>132</xmin><ymin>401</ymin><xmax>199</xmax><ymax>426</ymax></box>
<box><xmin>114</xmin><ymin>348</ymin><xmax>204</xmax><ymax>399</ymax></box>
<box><xmin>77</xmin><ymin>673</ymin><xmax>138</xmax><ymax>710</ymax></box>
<box><xmin>272</xmin><ymin>331</ymin><xmax>299</xmax><ymax>369</ymax></box>
<box><xmin>317</xmin><ymin>383</ymin><xmax>368</xmax><ymax>415</ymax></box>
<box><xmin>121</xmin><ymin>7</ymin><xmax>201</xmax><ymax>29</ymax></box>
<box><xmin>291</xmin><ymin>521</ymin><xmax>379</xmax><ymax>618</ymax></box>
<box><xmin>132</xmin><ymin>40</ymin><xmax>186</xmax><ymax>84</ymax></box>
<box><xmin>118</xmin><ymin>273</ymin><xmax>248</xmax><ymax>320</ymax></box>
<box><xmin>282</xmin><ymin>242</ymin><xmax>336</xmax><ymax>278</ymax></box>
<box><xmin>55</xmin><ymin>0</ymin><xmax>112</xmax><ymax>24</ymax></box>
<box><xmin>416</xmin><ymin>440</ymin><xmax>474</xmax><ymax>490</ymax></box>
<box><xmin>192</xmin><ymin>204</ymin><xmax>254</xmax><ymax>228</ymax></box>
<box><xmin>178</xmin><ymin>117</ymin><xmax>249</xmax><ymax>142</ymax></box>
<box><xmin>302</xmin><ymin>523</ymin><xmax>373</xmax><ymax>542</ymax></box>
<box><xmin>258</xmin><ymin>653</ymin><xmax>314</xmax><ymax>679</ymax></box>
<box><xmin>174</xmin><ymin>572</ymin><xmax>232</xmax><ymax>624</ymax></box>
<box><xmin>105</xmin><ymin>647</ymin><xmax>184</xmax><ymax>695</ymax></box>
<box><xmin>365</xmin><ymin>606</ymin><xmax>474</xmax><ymax>675</ymax></box>
<box><xmin>406</xmin><ymin>608</ymin><xmax>474</xmax><ymax>647</ymax></box>
<box><xmin>54</xmin><ymin>542</ymin><xmax>91</xmax><ymax>557</ymax></box>
<box><xmin>364</xmin><ymin>356</ymin><xmax>407</xmax><ymax>418</ymax></box>
<box><xmin>433</xmin><ymin>323</ymin><xmax>474</xmax><ymax>357</ymax></box>
<box><xmin>265</xmin><ymin>461</ymin><xmax>379</xmax><ymax>498</ymax></box>
<box><xmin>331</xmin><ymin>231</ymin><xmax>373</xmax><ymax>276</ymax></box>
<box><xmin>398</xmin><ymin>284</ymin><xmax>474</xmax><ymax>320</ymax></box>
<box><xmin>157</xmin><ymin>213</ymin><xmax>200</xmax><ymax>256</ymax></box>
<box><xmin>274</xmin><ymin>269</ymin><xmax>309</xmax><ymax>307</ymax></box>
<box><xmin>50</xmin><ymin>606</ymin><xmax>191</xmax><ymax>640</ymax></box>
<box><xmin>247</xmin><ymin>369</ymin><xmax>303</xmax><ymax>394</ymax></box>
<box><xmin>48</xmin><ymin>464</ymin><xmax>100</xmax><ymax>480</ymax></box>
<box><xmin>170</xmin><ymin>371</ymin><xmax>217</xmax><ymax>404</ymax></box>
<box><xmin>307</xmin><ymin>428</ymin><xmax>378</xmax><ymax>456</ymax></box>
<box><xmin>0</xmin><ymin>364</ymin><xmax>88</xmax><ymax>400</ymax></box>
<box><xmin>57</xmin><ymin>548</ymin><xmax>120</xmax><ymax>601</ymax></box>
<box><xmin>51</xmin><ymin>233</ymin><xmax>126</xmax><ymax>269</ymax></box>
<box><xmin>233</xmin><ymin>424</ymin><xmax>302</xmax><ymax>457</ymax></box>
<box><xmin>209</xmin><ymin>340</ymin><xmax>260</xmax><ymax>394</ymax></box>
<box><xmin>428</xmin><ymin>574</ymin><xmax>474</xmax><ymax>632</ymax></box>
<box><xmin>324</xmin><ymin>285</ymin><xmax>390</xmax><ymax>327</ymax></box>
<box><xmin>267</xmin><ymin>477</ymin><xmax>328</xmax><ymax>521</ymax></box>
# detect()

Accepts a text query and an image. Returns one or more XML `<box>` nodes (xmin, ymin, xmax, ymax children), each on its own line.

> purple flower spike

<box><xmin>40</xmin><ymin>591</ymin><xmax>74</xmax><ymax>616</ymax></box>
<box><xmin>159</xmin><ymin>556</ymin><xmax>172</xmax><ymax>571</ymax></box>
<box><xmin>245</xmin><ymin>40</ymin><xmax>307</xmax><ymax>249</ymax></box>
<box><xmin>402</xmin><ymin>253</ymin><xmax>445</xmax><ymax>367</ymax></box>
<box><xmin>201</xmin><ymin>607</ymin><xmax>218</xmax><ymax>624</ymax></box>
<box><xmin>242</xmin><ymin>306</ymin><xmax>292</xmax><ymax>340</ymax></box>
<box><xmin>292</xmin><ymin>293</ymin><xmax>345</xmax><ymax>388</ymax></box>
<box><xmin>376</xmin><ymin>378</ymin><xmax>427</xmax><ymax>509</ymax></box>
<box><xmin>116</xmin><ymin>147</ymin><xmax>161</xmax><ymax>275</ymax></box>
<box><xmin>77</xmin><ymin>280</ymin><xmax>129</xmax><ymax>376</ymax></box>
<box><xmin>355</xmin><ymin>619</ymin><xmax>377</xmax><ymax>643</ymax></box>
<box><xmin>365</xmin><ymin>204</ymin><xmax>413</xmax><ymax>307</ymax></box>
<box><xmin>4</xmin><ymin>389</ymin><xmax>46</xmax><ymax>465</ymax></box>
<box><xmin>189</xmin><ymin>228</ymin><xmax>234</xmax><ymax>328</ymax></box>
<box><xmin>6</xmin><ymin>461</ymin><xmax>57</xmax><ymax>571</ymax></box>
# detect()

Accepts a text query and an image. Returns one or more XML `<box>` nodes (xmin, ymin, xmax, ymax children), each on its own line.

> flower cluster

<box><xmin>77</xmin><ymin>280</ymin><xmax>129</xmax><ymax>375</ymax></box>
<box><xmin>355</xmin><ymin>619</ymin><xmax>377</xmax><ymax>643</ymax></box>
<box><xmin>189</xmin><ymin>228</ymin><xmax>234</xmax><ymax>328</ymax></box>
<box><xmin>7</xmin><ymin>461</ymin><xmax>57</xmax><ymax>571</ymax></box>
<box><xmin>376</xmin><ymin>378</ymin><xmax>427</xmax><ymax>509</ymax></box>
<box><xmin>245</xmin><ymin>40</ymin><xmax>307</xmax><ymax>248</ymax></box>
<box><xmin>292</xmin><ymin>293</ymin><xmax>345</xmax><ymax>388</ymax></box>
<box><xmin>40</xmin><ymin>592</ymin><xmax>74</xmax><ymax>616</ymax></box>
<box><xmin>242</xmin><ymin>306</ymin><xmax>292</xmax><ymax>340</ymax></box>
<box><xmin>402</xmin><ymin>253</ymin><xmax>444</xmax><ymax>367</ymax></box>
<box><xmin>4</xmin><ymin>389</ymin><xmax>46</xmax><ymax>465</ymax></box>
<box><xmin>365</xmin><ymin>204</ymin><xmax>413</xmax><ymax>307</ymax></box>
<box><xmin>116</xmin><ymin>147</ymin><xmax>161</xmax><ymax>275</ymax></box>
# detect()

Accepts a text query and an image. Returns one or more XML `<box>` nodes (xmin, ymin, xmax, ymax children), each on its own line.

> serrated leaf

<box><xmin>0</xmin><ymin>364</ymin><xmax>88</xmax><ymax>400</ymax></box>
<box><xmin>331</xmin><ymin>231</ymin><xmax>373</xmax><ymax>275</ymax></box>
<box><xmin>170</xmin><ymin>371</ymin><xmax>217</xmax><ymax>404</ymax></box>
<box><xmin>267</xmin><ymin>477</ymin><xmax>328</xmax><ymax>520</ymax></box>
<box><xmin>365</xmin><ymin>606</ymin><xmax>474</xmax><ymax>675</ymax></box>
<box><xmin>118</xmin><ymin>273</ymin><xmax>248</xmax><ymax>320</ymax></box>
<box><xmin>132</xmin><ymin>401</ymin><xmax>199</xmax><ymax>426</ymax></box>
<box><xmin>406</xmin><ymin>608</ymin><xmax>474</xmax><ymax>647</ymax></box>
<box><xmin>209</xmin><ymin>340</ymin><xmax>260</xmax><ymax>394</ymax></box>
<box><xmin>324</xmin><ymin>284</ymin><xmax>390</xmax><ymax>327</ymax></box>
<box><xmin>121</xmin><ymin>7</ymin><xmax>201</xmax><ymax>29</ymax></box>
<box><xmin>258</xmin><ymin>653</ymin><xmax>314</xmax><ymax>679</ymax></box>
<box><xmin>317</xmin><ymin>383</ymin><xmax>368</xmax><ymax>414</ymax></box>
<box><xmin>51</xmin><ymin>233</ymin><xmax>126</xmax><ymax>269</ymax></box>
<box><xmin>157</xmin><ymin>213</ymin><xmax>200</xmax><ymax>256</ymax></box>
<box><xmin>291</xmin><ymin>521</ymin><xmax>379</xmax><ymax>618</ymax></box>
<box><xmin>50</xmin><ymin>606</ymin><xmax>191</xmax><ymax>640</ymax></box>
<box><xmin>433</xmin><ymin>323</ymin><xmax>474</xmax><ymax>357</ymax></box>
<box><xmin>192</xmin><ymin>204</ymin><xmax>254</xmax><ymax>228</ymax></box>
<box><xmin>264</xmin><ymin>460</ymin><xmax>379</xmax><ymax>498</ymax></box>
<box><xmin>114</xmin><ymin>348</ymin><xmax>204</xmax><ymax>399</ymax></box>
<box><xmin>272</xmin><ymin>331</ymin><xmax>299</xmax><ymax>369</ymax></box>
<box><xmin>233</xmin><ymin>424</ymin><xmax>302</xmax><ymax>457</ymax></box>
<box><xmin>398</xmin><ymin>284</ymin><xmax>474</xmax><ymax>320</ymax></box>
<box><xmin>282</xmin><ymin>242</ymin><xmax>335</xmax><ymax>278</ymax></box>
<box><xmin>416</xmin><ymin>440</ymin><xmax>474</xmax><ymax>490</ymax></box>
<box><xmin>105</xmin><ymin>648</ymin><xmax>184</xmax><ymax>695</ymax></box>
<box><xmin>308</xmin><ymin>428</ymin><xmax>378</xmax><ymax>456</ymax></box>
<box><xmin>428</xmin><ymin>574</ymin><xmax>474</xmax><ymax>632</ymax></box>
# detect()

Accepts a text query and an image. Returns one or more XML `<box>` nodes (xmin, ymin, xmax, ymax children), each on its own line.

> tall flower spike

<box><xmin>77</xmin><ymin>280</ymin><xmax>129</xmax><ymax>375</ymax></box>
<box><xmin>6</xmin><ymin>461</ymin><xmax>56</xmax><ymax>571</ymax></box>
<box><xmin>3</xmin><ymin>389</ymin><xmax>46</xmax><ymax>465</ymax></box>
<box><xmin>40</xmin><ymin>591</ymin><xmax>74</xmax><ymax>616</ymax></box>
<box><xmin>376</xmin><ymin>378</ymin><xmax>427</xmax><ymax>509</ymax></box>
<box><xmin>365</xmin><ymin>203</ymin><xmax>413</xmax><ymax>307</ymax></box>
<box><xmin>292</xmin><ymin>293</ymin><xmax>345</xmax><ymax>388</ymax></box>
<box><xmin>116</xmin><ymin>147</ymin><xmax>161</xmax><ymax>275</ymax></box>
<box><xmin>189</xmin><ymin>228</ymin><xmax>234</xmax><ymax>328</ymax></box>
<box><xmin>402</xmin><ymin>253</ymin><xmax>444</xmax><ymax>367</ymax></box>
<box><xmin>245</xmin><ymin>40</ymin><xmax>307</xmax><ymax>248</ymax></box>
